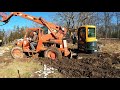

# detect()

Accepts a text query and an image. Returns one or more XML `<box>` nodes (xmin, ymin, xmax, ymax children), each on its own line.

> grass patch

<box><xmin>100</xmin><ymin>40</ymin><xmax>120</xmax><ymax>53</ymax></box>
<box><xmin>0</xmin><ymin>60</ymin><xmax>43</xmax><ymax>78</ymax></box>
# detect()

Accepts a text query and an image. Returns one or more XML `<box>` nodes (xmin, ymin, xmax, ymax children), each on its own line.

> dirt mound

<box><xmin>37</xmin><ymin>52</ymin><xmax>120</xmax><ymax>78</ymax></box>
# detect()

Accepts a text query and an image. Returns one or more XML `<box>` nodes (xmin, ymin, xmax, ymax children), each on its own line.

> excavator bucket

<box><xmin>0</xmin><ymin>12</ymin><xmax>8</xmax><ymax>22</ymax></box>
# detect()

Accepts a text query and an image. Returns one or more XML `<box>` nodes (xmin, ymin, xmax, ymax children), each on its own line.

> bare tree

<box><xmin>54</xmin><ymin>12</ymin><xmax>97</xmax><ymax>29</ymax></box>
<box><xmin>53</xmin><ymin>12</ymin><xmax>120</xmax><ymax>39</ymax></box>
<box><xmin>114</xmin><ymin>12</ymin><xmax>120</xmax><ymax>39</ymax></box>
<box><xmin>103</xmin><ymin>12</ymin><xmax>114</xmax><ymax>38</ymax></box>
<box><xmin>56</xmin><ymin>12</ymin><xmax>76</xmax><ymax>29</ymax></box>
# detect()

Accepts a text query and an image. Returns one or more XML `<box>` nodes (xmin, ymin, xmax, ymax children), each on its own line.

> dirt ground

<box><xmin>0</xmin><ymin>39</ymin><xmax>120</xmax><ymax>78</ymax></box>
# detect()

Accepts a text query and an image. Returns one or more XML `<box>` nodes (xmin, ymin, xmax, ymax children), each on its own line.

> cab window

<box><xmin>88</xmin><ymin>28</ymin><xmax>95</xmax><ymax>37</ymax></box>
<box><xmin>41</xmin><ymin>26</ymin><xmax>48</xmax><ymax>34</ymax></box>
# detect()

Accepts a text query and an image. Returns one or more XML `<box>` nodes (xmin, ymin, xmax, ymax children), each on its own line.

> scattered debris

<box><xmin>34</xmin><ymin>64</ymin><xmax>58</xmax><ymax>78</ymax></box>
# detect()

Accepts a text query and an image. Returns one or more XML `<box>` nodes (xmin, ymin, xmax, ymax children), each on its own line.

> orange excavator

<box><xmin>0</xmin><ymin>12</ymin><xmax>70</xmax><ymax>60</ymax></box>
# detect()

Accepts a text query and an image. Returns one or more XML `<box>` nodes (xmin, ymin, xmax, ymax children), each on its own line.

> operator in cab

<box><xmin>29</xmin><ymin>31</ymin><xmax>38</xmax><ymax>51</ymax></box>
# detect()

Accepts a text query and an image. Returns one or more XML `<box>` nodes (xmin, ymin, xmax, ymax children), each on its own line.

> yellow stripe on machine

<box><xmin>86</xmin><ymin>38</ymin><xmax>97</xmax><ymax>42</ymax></box>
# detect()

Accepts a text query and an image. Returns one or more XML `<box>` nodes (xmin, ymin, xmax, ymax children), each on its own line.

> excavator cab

<box><xmin>78</xmin><ymin>25</ymin><xmax>97</xmax><ymax>53</ymax></box>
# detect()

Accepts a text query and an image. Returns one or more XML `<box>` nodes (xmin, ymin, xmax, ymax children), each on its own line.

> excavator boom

<box><xmin>0</xmin><ymin>12</ymin><xmax>67</xmax><ymax>39</ymax></box>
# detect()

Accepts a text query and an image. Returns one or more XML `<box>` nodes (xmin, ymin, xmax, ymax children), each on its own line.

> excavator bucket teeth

<box><xmin>0</xmin><ymin>12</ymin><xmax>7</xmax><ymax>22</ymax></box>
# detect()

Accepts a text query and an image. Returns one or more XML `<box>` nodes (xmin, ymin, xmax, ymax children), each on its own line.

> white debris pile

<box><xmin>78</xmin><ymin>56</ymin><xmax>83</xmax><ymax>59</ymax></box>
<box><xmin>34</xmin><ymin>64</ymin><xmax>58</xmax><ymax>78</ymax></box>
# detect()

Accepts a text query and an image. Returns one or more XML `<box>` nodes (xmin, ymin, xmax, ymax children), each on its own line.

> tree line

<box><xmin>53</xmin><ymin>12</ymin><xmax>120</xmax><ymax>39</ymax></box>
<box><xmin>0</xmin><ymin>26</ymin><xmax>26</xmax><ymax>45</ymax></box>
<box><xmin>0</xmin><ymin>12</ymin><xmax>120</xmax><ymax>45</ymax></box>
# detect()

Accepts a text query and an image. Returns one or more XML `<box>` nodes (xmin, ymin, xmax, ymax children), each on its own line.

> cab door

<box><xmin>78</xmin><ymin>27</ymin><xmax>86</xmax><ymax>49</ymax></box>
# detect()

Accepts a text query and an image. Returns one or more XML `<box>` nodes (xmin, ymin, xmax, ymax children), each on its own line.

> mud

<box><xmin>0</xmin><ymin>49</ymin><xmax>120</xmax><ymax>78</ymax></box>
<box><xmin>0</xmin><ymin>40</ymin><xmax>120</xmax><ymax>78</ymax></box>
<box><xmin>36</xmin><ymin>52</ymin><xmax>120</xmax><ymax>78</ymax></box>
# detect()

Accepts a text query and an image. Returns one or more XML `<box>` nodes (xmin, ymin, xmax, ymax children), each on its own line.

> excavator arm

<box><xmin>0</xmin><ymin>12</ymin><xmax>67</xmax><ymax>39</ymax></box>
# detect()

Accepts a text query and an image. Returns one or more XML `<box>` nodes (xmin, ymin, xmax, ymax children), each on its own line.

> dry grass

<box><xmin>99</xmin><ymin>39</ymin><xmax>120</xmax><ymax>53</ymax></box>
<box><xmin>0</xmin><ymin>59</ymin><xmax>43</xmax><ymax>78</ymax></box>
